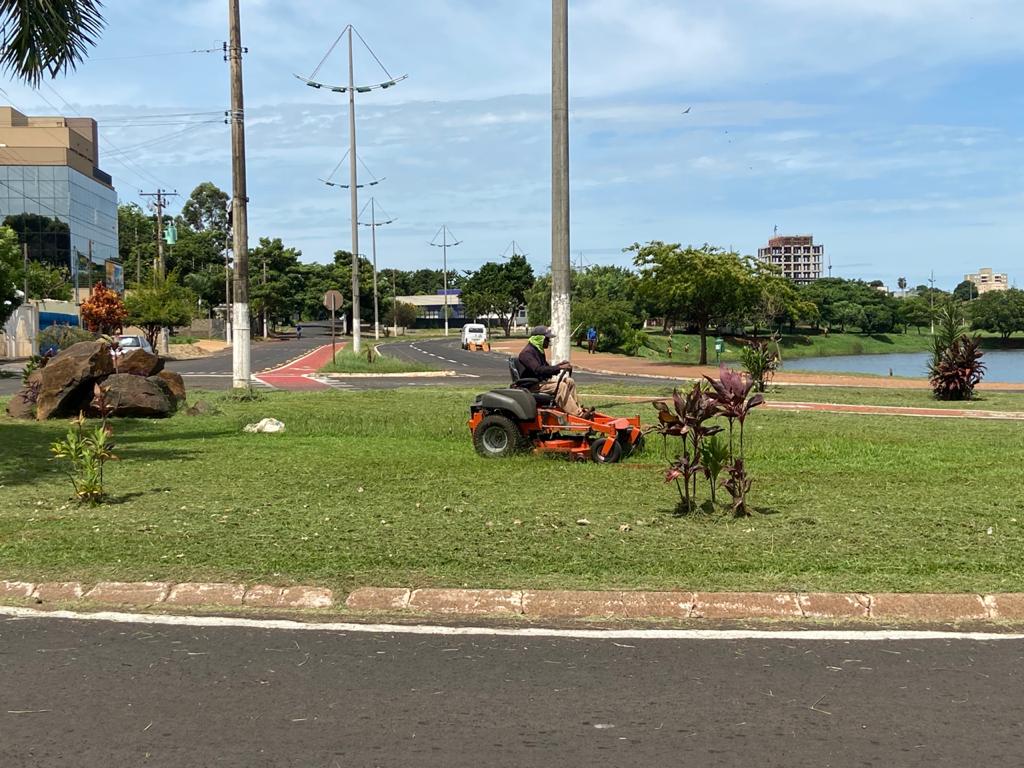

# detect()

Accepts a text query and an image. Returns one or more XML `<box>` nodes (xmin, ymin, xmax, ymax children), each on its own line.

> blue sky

<box><xmin>2</xmin><ymin>0</ymin><xmax>1022</xmax><ymax>289</ymax></box>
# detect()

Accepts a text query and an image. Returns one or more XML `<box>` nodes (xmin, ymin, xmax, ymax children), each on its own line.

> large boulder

<box><xmin>36</xmin><ymin>341</ymin><xmax>114</xmax><ymax>420</ymax></box>
<box><xmin>152</xmin><ymin>370</ymin><xmax>186</xmax><ymax>406</ymax></box>
<box><xmin>5</xmin><ymin>390</ymin><xmax>36</xmax><ymax>419</ymax></box>
<box><xmin>95</xmin><ymin>373</ymin><xmax>172</xmax><ymax>418</ymax></box>
<box><xmin>114</xmin><ymin>349</ymin><xmax>163</xmax><ymax>377</ymax></box>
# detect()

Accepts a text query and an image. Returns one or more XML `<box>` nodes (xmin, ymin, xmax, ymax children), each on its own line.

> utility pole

<box><xmin>139</xmin><ymin>188</ymin><xmax>177</xmax><ymax>355</ymax></box>
<box><xmin>430</xmin><ymin>225</ymin><xmax>461</xmax><ymax>337</ymax></box>
<box><xmin>139</xmin><ymin>189</ymin><xmax>177</xmax><ymax>281</ymax></box>
<box><xmin>223</xmin><ymin>221</ymin><xmax>232</xmax><ymax>342</ymax></box>
<box><xmin>550</xmin><ymin>0</ymin><xmax>571</xmax><ymax>363</ymax></box>
<box><xmin>262</xmin><ymin>253</ymin><xmax>268</xmax><ymax>339</ymax></box>
<box><xmin>228</xmin><ymin>0</ymin><xmax>251</xmax><ymax>389</ymax></box>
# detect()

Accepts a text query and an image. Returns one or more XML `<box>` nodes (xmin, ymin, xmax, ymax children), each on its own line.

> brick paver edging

<box><xmin>5</xmin><ymin>580</ymin><xmax>1024</xmax><ymax>622</ymax></box>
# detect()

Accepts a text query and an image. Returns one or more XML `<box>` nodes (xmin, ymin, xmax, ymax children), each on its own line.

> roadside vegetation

<box><xmin>1</xmin><ymin>388</ymin><xmax>1021</xmax><ymax>595</ymax></box>
<box><xmin>319</xmin><ymin>347</ymin><xmax>440</xmax><ymax>374</ymax></box>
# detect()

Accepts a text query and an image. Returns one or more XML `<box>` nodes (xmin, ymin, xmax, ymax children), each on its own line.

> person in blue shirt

<box><xmin>586</xmin><ymin>326</ymin><xmax>598</xmax><ymax>354</ymax></box>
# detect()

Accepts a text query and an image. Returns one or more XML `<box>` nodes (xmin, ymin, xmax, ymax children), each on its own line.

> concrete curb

<box><xmin>5</xmin><ymin>579</ymin><xmax>1024</xmax><ymax>623</ymax></box>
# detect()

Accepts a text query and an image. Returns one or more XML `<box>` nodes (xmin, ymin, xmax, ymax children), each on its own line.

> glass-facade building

<box><xmin>0</xmin><ymin>107</ymin><xmax>118</xmax><ymax>281</ymax></box>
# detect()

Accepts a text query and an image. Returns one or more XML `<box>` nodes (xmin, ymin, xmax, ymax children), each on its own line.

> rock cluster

<box><xmin>5</xmin><ymin>341</ymin><xmax>186</xmax><ymax>420</ymax></box>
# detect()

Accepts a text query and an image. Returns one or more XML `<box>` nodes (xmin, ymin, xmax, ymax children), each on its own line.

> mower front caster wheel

<box><xmin>590</xmin><ymin>437</ymin><xmax>623</xmax><ymax>464</ymax></box>
<box><xmin>473</xmin><ymin>414</ymin><xmax>528</xmax><ymax>458</ymax></box>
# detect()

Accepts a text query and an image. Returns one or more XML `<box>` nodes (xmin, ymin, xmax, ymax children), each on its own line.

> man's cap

<box><xmin>530</xmin><ymin>325</ymin><xmax>555</xmax><ymax>339</ymax></box>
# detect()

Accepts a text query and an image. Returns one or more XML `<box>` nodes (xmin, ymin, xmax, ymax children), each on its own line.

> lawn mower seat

<box><xmin>507</xmin><ymin>357</ymin><xmax>555</xmax><ymax>407</ymax></box>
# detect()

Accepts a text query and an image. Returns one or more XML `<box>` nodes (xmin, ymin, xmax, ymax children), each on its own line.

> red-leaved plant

<box><xmin>703</xmin><ymin>367</ymin><xmax>764</xmax><ymax>516</ymax></box>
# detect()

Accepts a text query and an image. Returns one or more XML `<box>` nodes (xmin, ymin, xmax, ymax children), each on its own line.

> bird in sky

<box><xmin>681</xmin><ymin>106</ymin><xmax>691</xmax><ymax>114</ymax></box>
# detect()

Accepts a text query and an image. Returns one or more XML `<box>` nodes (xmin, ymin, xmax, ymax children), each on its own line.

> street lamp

<box><xmin>297</xmin><ymin>25</ymin><xmax>405</xmax><ymax>354</ymax></box>
<box><xmin>358</xmin><ymin>197</ymin><xmax>396</xmax><ymax>340</ymax></box>
<box><xmin>429</xmin><ymin>225</ymin><xmax>461</xmax><ymax>337</ymax></box>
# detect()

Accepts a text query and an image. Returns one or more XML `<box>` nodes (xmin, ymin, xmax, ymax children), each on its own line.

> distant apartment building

<box><xmin>964</xmin><ymin>267</ymin><xmax>1008</xmax><ymax>295</ymax></box>
<box><xmin>0</xmin><ymin>106</ymin><xmax>118</xmax><ymax>279</ymax></box>
<box><xmin>757</xmin><ymin>234</ymin><xmax>823</xmax><ymax>284</ymax></box>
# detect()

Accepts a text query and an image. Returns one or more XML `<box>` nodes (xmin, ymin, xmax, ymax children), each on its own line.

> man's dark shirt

<box><xmin>518</xmin><ymin>342</ymin><xmax>561</xmax><ymax>381</ymax></box>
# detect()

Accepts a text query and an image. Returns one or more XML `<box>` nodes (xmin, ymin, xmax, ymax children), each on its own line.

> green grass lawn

<box><xmin>320</xmin><ymin>347</ymin><xmax>439</xmax><ymax>374</ymax></box>
<box><xmin>1</xmin><ymin>388</ymin><xmax>1022</xmax><ymax>595</ymax></box>
<box><xmin>579</xmin><ymin>383</ymin><xmax>1024</xmax><ymax>413</ymax></box>
<box><xmin>636</xmin><ymin>329</ymin><xmax>1023</xmax><ymax>366</ymax></box>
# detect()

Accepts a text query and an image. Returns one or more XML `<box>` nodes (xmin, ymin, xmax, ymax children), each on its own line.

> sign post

<box><xmin>714</xmin><ymin>337</ymin><xmax>725</xmax><ymax>366</ymax></box>
<box><xmin>323</xmin><ymin>290</ymin><xmax>344</xmax><ymax>363</ymax></box>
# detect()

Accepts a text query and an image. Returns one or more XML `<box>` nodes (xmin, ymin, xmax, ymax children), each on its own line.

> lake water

<box><xmin>790</xmin><ymin>349</ymin><xmax>1024</xmax><ymax>383</ymax></box>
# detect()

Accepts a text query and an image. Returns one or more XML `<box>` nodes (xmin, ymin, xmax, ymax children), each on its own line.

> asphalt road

<box><xmin>3</xmin><ymin>614</ymin><xmax>1023</xmax><ymax>767</ymax></box>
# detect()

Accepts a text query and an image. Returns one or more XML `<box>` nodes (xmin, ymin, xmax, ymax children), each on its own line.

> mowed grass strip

<box><xmin>319</xmin><ymin>347</ymin><xmax>439</xmax><ymax>374</ymax></box>
<box><xmin>580</xmin><ymin>384</ymin><xmax>1024</xmax><ymax>413</ymax></box>
<box><xmin>0</xmin><ymin>388</ymin><xmax>1022</xmax><ymax>594</ymax></box>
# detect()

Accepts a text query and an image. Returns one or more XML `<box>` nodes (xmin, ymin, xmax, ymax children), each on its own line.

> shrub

<box><xmin>738</xmin><ymin>338</ymin><xmax>780</xmax><ymax>393</ymax></box>
<box><xmin>80</xmin><ymin>282</ymin><xmax>127</xmax><ymax>334</ymax></box>
<box><xmin>929</xmin><ymin>336</ymin><xmax>986</xmax><ymax>400</ymax></box>
<box><xmin>38</xmin><ymin>324</ymin><xmax>94</xmax><ymax>353</ymax></box>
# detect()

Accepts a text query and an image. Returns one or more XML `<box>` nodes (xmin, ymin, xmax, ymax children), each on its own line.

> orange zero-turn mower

<box><xmin>467</xmin><ymin>363</ymin><xmax>644</xmax><ymax>463</ymax></box>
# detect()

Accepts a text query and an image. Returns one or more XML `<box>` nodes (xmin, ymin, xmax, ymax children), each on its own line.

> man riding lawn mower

<box><xmin>467</xmin><ymin>326</ymin><xmax>644</xmax><ymax>463</ymax></box>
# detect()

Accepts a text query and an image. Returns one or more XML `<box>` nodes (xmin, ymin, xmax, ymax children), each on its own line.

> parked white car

<box><xmin>111</xmin><ymin>334</ymin><xmax>154</xmax><ymax>356</ymax></box>
<box><xmin>460</xmin><ymin>323</ymin><xmax>488</xmax><ymax>349</ymax></box>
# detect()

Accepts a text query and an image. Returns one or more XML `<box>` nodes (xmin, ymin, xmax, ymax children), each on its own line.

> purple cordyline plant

<box><xmin>703</xmin><ymin>367</ymin><xmax>764</xmax><ymax>516</ymax></box>
<box><xmin>658</xmin><ymin>381</ymin><xmax>722</xmax><ymax>513</ymax></box>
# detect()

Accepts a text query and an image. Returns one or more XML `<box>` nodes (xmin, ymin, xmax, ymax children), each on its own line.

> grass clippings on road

<box><xmin>1</xmin><ymin>388</ymin><xmax>1022</xmax><ymax>595</ymax></box>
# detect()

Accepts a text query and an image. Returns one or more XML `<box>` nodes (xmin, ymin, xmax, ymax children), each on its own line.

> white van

<box><xmin>460</xmin><ymin>323</ymin><xmax>488</xmax><ymax>349</ymax></box>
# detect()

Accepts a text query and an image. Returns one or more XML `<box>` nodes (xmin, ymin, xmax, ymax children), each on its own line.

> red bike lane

<box><xmin>255</xmin><ymin>344</ymin><xmax>343</xmax><ymax>390</ymax></box>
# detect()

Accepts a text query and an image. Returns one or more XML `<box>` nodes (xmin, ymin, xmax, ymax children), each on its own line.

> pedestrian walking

<box><xmin>586</xmin><ymin>326</ymin><xmax>598</xmax><ymax>354</ymax></box>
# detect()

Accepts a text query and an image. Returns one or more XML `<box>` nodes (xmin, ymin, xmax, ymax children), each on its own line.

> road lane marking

<box><xmin>2</xmin><ymin>607</ymin><xmax>1023</xmax><ymax>641</ymax></box>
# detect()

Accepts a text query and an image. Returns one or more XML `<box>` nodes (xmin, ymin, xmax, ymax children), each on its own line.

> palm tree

<box><xmin>897</xmin><ymin>276</ymin><xmax>907</xmax><ymax>295</ymax></box>
<box><xmin>0</xmin><ymin>0</ymin><xmax>104</xmax><ymax>85</ymax></box>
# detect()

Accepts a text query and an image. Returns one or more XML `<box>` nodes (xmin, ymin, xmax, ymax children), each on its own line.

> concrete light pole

<box><xmin>228</xmin><ymin>0</ymin><xmax>251</xmax><ymax>388</ymax></box>
<box><xmin>550</xmin><ymin>0</ymin><xmax>571</xmax><ymax>363</ymax></box>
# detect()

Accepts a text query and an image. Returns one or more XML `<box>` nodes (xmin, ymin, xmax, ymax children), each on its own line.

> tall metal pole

<box><xmin>929</xmin><ymin>270</ymin><xmax>935</xmax><ymax>336</ymax></box>
<box><xmin>371</xmin><ymin>198</ymin><xmax>380</xmax><ymax>340</ymax></box>
<box><xmin>550</xmin><ymin>0</ymin><xmax>571</xmax><ymax>363</ymax></box>
<box><xmin>228</xmin><ymin>0</ymin><xmax>251</xmax><ymax>388</ymax></box>
<box><xmin>347</xmin><ymin>26</ymin><xmax>362</xmax><ymax>354</ymax></box>
<box><xmin>442</xmin><ymin>227</ymin><xmax>449</xmax><ymax>337</ymax></box>
<box><xmin>391</xmin><ymin>269</ymin><xmax>398</xmax><ymax>338</ymax></box>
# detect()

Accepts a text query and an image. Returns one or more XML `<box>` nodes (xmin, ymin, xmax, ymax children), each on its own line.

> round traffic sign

<box><xmin>323</xmin><ymin>290</ymin><xmax>344</xmax><ymax>311</ymax></box>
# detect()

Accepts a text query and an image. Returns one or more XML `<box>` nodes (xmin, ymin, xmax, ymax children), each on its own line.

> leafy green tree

<box><xmin>901</xmin><ymin>295</ymin><xmax>934</xmax><ymax>334</ymax></box>
<box><xmin>830</xmin><ymin>301</ymin><xmax>864</xmax><ymax>333</ymax></box>
<box><xmin>0</xmin><ymin>225</ymin><xmax>22</xmax><ymax>324</ymax></box>
<box><xmin>970</xmin><ymin>288</ymin><xmax>1024</xmax><ymax>339</ymax></box>
<box><xmin>799</xmin><ymin>277</ymin><xmax>900</xmax><ymax>332</ymax></box>
<box><xmin>125</xmin><ymin>276</ymin><xmax>197</xmax><ymax>349</ymax></box>
<box><xmin>181</xmin><ymin>182</ymin><xmax>230</xmax><ymax>238</ymax></box>
<box><xmin>384</xmin><ymin>301</ymin><xmax>417</xmax><ymax>328</ymax></box>
<box><xmin>19</xmin><ymin>259</ymin><xmax>71</xmax><ymax>300</ymax></box>
<box><xmin>459</xmin><ymin>254</ymin><xmax>534</xmax><ymax>336</ymax></box>
<box><xmin>953</xmin><ymin>280</ymin><xmax>976</xmax><ymax>302</ymax></box>
<box><xmin>117</xmin><ymin>203</ymin><xmax>156</xmax><ymax>285</ymax></box>
<box><xmin>183</xmin><ymin>265</ymin><xmax>226</xmax><ymax>314</ymax></box>
<box><xmin>860</xmin><ymin>303</ymin><xmax>895</xmax><ymax>333</ymax></box>
<box><xmin>631</xmin><ymin>242</ymin><xmax>754</xmax><ymax>364</ymax></box>
<box><xmin>0</xmin><ymin>0</ymin><xmax>104</xmax><ymax>85</ymax></box>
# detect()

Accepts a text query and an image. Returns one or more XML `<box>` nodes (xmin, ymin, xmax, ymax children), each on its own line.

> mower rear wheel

<box><xmin>590</xmin><ymin>437</ymin><xmax>623</xmax><ymax>464</ymax></box>
<box><xmin>473</xmin><ymin>414</ymin><xmax>528</xmax><ymax>458</ymax></box>
<box><xmin>622</xmin><ymin>433</ymin><xmax>645</xmax><ymax>458</ymax></box>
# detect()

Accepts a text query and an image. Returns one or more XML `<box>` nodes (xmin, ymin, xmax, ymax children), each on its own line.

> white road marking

<box><xmin>1</xmin><ymin>606</ymin><xmax>1022</xmax><ymax>641</ymax></box>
